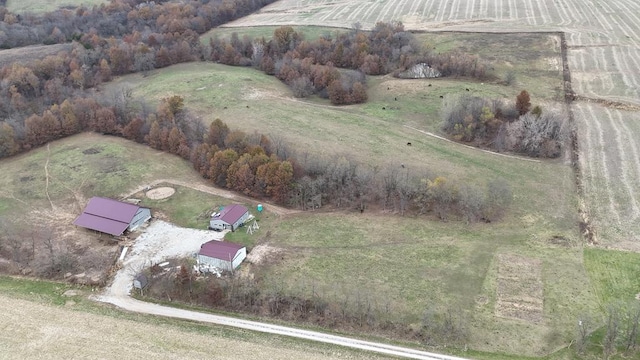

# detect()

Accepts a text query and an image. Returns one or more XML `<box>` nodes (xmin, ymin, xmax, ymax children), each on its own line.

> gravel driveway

<box><xmin>102</xmin><ymin>220</ymin><xmax>226</xmax><ymax>298</ymax></box>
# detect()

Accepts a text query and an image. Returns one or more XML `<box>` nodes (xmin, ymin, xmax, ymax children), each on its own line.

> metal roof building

<box><xmin>197</xmin><ymin>240</ymin><xmax>247</xmax><ymax>272</ymax></box>
<box><xmin>73</xmin><ymin>197</ymin><xmax>151</xmax><ymax>236</ymax></box>
<box><xmin>209</xmin><ymin>204</ymin><xmax>249</xmax><ymax>232</ymax></box>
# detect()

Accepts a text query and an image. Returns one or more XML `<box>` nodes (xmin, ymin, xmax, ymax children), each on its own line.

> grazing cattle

<box><xmin>394</xmin><ymin>97</ymin><xmax>397</xmax><ymax>101</ymax></box>
<box><xmin>428</xmin><ymin>84</ymin><xmax>432</xmax><ymax>87</ymax></box>
<box><xmin>407</xmin><ymin>142</ymin><xmax>412</xmax><ymax>146</ymax></box>
<box><xmin>439</xmin><ymin>95</ymin><xmax>444</xmax><ymax>99</ymax></box>
<box><xmin>223</xmin><ymin>106</ymin><xmax>227</xmax><ymax>109</ymax></box>
<box><xmin>246</xmin><ymin>105</ymin><xmax>250</xmax><ymax>108</ymax></box>
<box><xmin>465</xmin><ymin>88</ymin><xmax>470</xmax><ymax>91</ymax></box>
<box><xmin>382</xmin><ymin>107</ymin><xmax>386</xmax><ymax>110</ymax></box>
<box><xmin>387</xmin><ymin>87</ymin><xmax>390</xmax><ymax>90</ymax></box>
<box><xmin>401</xmin><ymin>164</ymin><xmax>405</xmax><ymax>168</ymax></box>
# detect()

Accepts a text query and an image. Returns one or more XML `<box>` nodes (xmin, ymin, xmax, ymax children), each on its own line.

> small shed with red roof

<box><xmin>197</xmin><ymin>240</ymin><xmax>247</xmax><ymax>272</ymax></box>
<box><xmin>73</xmin><ymin>197</ymin><xmax>151</xmax><ymax>236</ymax></box>
<box><xmin>209</xmin><ymin>204</ymin><xmax>250</xmax><ymax>232</ymax></box>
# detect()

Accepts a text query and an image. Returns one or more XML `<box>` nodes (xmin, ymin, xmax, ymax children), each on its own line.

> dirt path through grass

<box><xmin>121</xmin><ymin>179</ymin><xmax>299</xmax><ymax>217</ymax></box>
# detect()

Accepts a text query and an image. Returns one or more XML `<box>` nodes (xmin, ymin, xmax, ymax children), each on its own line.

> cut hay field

<box><xmin>5</xmin><ymin>0</ymin><xmax>106</xmax><ymax>13</ymax></box>
<box><xmin>0</xmin><ymin>277</ymin><xmax>383</xmax><ymax>360</ymax></box>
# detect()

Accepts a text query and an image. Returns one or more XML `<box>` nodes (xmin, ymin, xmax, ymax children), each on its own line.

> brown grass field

<box><xmin>0</xmin><ymin>294</ymin><xmax>383</xmax><ymax>360</ymax></box>
<box><xmin>5</xmin><ymin>0</ymin><xmax>106</xmax><ymax>13</ymax></box>
<box><xmin>0</xmin><ymin>43</ymin><xmax>73</xmax><ymax>68</ymax></box>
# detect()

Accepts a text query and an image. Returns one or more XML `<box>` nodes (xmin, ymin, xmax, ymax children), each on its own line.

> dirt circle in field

<box><xmin>146</xmin><ymin>187</ymin><xmax>175</xmax><ymax>200</ymax></box>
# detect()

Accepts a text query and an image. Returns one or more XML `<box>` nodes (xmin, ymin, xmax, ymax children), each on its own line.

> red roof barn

<box><xmin>197</xmin><ymin>240</ymin><xmax>247</xmax><ymax>272</ymax></box>
<box><xmin>73</xmin><ymin>197</ymin><xmax>151</xmax><ymax>236</ymax></box>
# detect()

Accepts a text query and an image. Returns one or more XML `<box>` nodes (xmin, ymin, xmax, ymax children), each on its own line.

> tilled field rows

<box><xmin>230</xmin><ymin>0</ymin><xmax>640</xmax><ymax>103</ymax></box>
<box><xmin>576</xmin><ymin>103</ymin><xmax>640</xmax><ymax>249</ymax></box>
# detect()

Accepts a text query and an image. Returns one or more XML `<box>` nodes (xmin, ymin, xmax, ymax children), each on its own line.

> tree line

<box><xmin>208</xmin><ymin>22</ymin><xmax>489</xmax><ymax>104</ymax></box>
<box><xmin>442</xmin><ymin>90</ymin><xmax>567</xmax><ymax>158</ymax></box>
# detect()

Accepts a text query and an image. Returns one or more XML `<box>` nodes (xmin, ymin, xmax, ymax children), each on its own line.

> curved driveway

<box><xmin>94</xmin><ymin>294</ymin><xmax>468</xmax><ymax>360</ymax></box>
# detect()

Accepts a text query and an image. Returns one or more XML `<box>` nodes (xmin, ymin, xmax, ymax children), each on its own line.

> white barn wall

<box><xmin>198</xmin><ymin>247</ymin><xmax>247</xmax><ymax>272</ymax></box>
<box><xmin>129</xmin><ymin>208</ymin><xmax>151</xmax><ymax>231</ymax></box>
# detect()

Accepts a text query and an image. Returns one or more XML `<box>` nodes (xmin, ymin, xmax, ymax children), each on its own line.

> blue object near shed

<box><xmin>257</xmin><ymin>204</ymin><xmax>263</xmax><ymax>212</ymax></box>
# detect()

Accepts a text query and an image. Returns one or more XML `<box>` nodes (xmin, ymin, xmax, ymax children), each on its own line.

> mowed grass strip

<box><xmin>6</xmin><ymin>0</ymin><xmax>106</xmax><ymax>13</ymax></box>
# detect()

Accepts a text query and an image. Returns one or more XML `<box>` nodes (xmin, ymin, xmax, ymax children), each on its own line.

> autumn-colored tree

<box><xmin>165</xmin><ymin>95</ymin><xmax>184</xmax><ymax>118</ymax></box>
<box><xmin>209</xmin><ymin>149</ymin><xmax>239</xmax><ymax>187</ymax></box>
<box><xmin>256</xmin><ymin>159</ymin><xmax>293</xmax><ymax>203</ymax></box>
<box><xmin>122</xmin><ymin>117</ymin><xmax>145</xmax><ymax>142</ymax></box>
<box><xmin>4</xmin><ymin>64</ymin><xmax>40</xmax><ymax>98</ymax></box>
<box><xmin>109</xmin><ymin>44</ymin><xmax>133</xmax><ymax>75</ymax></box>
<box><xmin>224</xmin><ymin>130</ymin><xmax>248</xmax><ymax>153</ymax></box>
<box><xmin>59</xmin><ymin>99</ymin><xmax>79</xmax><ymax>136</ymax></box>
<box><xmin>327</xmin><ymin>80</ymin><xmax>348</xmax><ymax>105</ymax></box>
<box><xmin>25</xmin><ymin>114</ymin><xmax>46</xmax><ymax>147</ymax></box>
<box><xmin>93</xmin><ymin>107</ymin><xmax>119</xmax><ymax>134</ymax></box>
<box><xmin>227</xmin><ymin>155</ymin><xmax>255</xmax><ymax>195</ymax></box>
<box><xmin>99</xmin><ymin>59</ymin><xmax>112</xmax><ymax>82</ymax></box>
<box><xmin>167</xmin><ymin>126</ymin><xmax>186</xmax><ymax>154</ymax></box>
<box><xmin>273</xmin><ymin>26</ymin><xmax>300</xmax><ymax>53</ymax></box>
<box><xmin>146</xmin><ymin>120</ymin><xmax>162</xmax><ymax>149</ymax></box>
<box><xmin>516</xmin><ymin>90</ymin><xmax>531</xmax><ymax>115</ymax></box>
<box><xmin>206</xmin><ymin>119</ymin><xmax>230</xmax><ymax>148</ymax></box>
<box><xmin>351</xmin><ymin>82</ymin><xmax>368</xmax><ymax>103</ymax></box>
<box><xmin>42</xmin><ymin>110</ymin><xmax>63</xmax><ymax>140</ymax></box>
<box><xmin>0</xmin><ymin>123</ymin><xmax>19</xmax><ymax>157</ymax></box>
<box><xmin>190</xmin><ymin>143</ymin><xmax>212</xmax><ymax>176</ymax></box>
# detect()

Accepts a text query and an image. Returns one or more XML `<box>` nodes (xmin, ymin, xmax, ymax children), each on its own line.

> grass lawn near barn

<box><xmin>253</xmin><ymin>210</ymin><xmax>595</xmax><ymax>356</ymax></box>
<box><xmin>6</xmin><ymin>0</ymin><xmax>106</xmax><ymax>13</ymax></box>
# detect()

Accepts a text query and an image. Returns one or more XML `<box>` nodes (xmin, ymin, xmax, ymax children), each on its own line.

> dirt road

<box><xmin>121</xmin><ymin>178</ymin><xmax>298</xmax><ymax>216</ymax></box>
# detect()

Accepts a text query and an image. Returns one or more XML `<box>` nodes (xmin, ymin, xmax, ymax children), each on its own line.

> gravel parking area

<box><xmin>104</xmin><ymin>220</ymin><xmax>226</xmax><ymax>297</ymax></box>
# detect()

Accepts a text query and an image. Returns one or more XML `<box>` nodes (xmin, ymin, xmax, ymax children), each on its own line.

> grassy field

<box><xmin>0</xmin><ymin>276</ymin><xmax>389</xmax><ymax>360</ymax></box>
<box><xmin>0</xmin><ymin>133</ymin><xmax>202</xmax><ymax>218</ymax></box>
<box><xmin>6</xmin><ymin>0</ymin><xmax>106</xmax><ymax>13</ymax></box>
<box><xmin>97</xmin><ymin>30</ymin><xmax>591</xmax><ymax>355</ymax></box>
<box><xmin>138</xmin><ymin>184</ymin><xmax>276</xmax><ymax>248</ymax></box>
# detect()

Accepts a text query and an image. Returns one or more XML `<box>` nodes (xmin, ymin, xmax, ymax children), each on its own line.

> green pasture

<box><xmin>0</xmin><ymin>133</ymin><xmax>201</xmax><ymax>219</ymax></box>
<box><xmin>108</xmin><ymin>61</ymin><xmax>575</xmax><ymax>230</ymax></box>
<box><xmin>6</xmin><ymin>0</ymin><xmax>106</xmax><ymax>13</ymax></box>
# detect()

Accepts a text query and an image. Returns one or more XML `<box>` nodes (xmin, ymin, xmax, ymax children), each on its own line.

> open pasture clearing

<box><xmin>0</xmin><ymin>43</ymin><xmax>72</xmax><ymax>68</ymax></box>
<box><xmin>201</xmin><ymin>25</ymin><xmax>343</xmax><ymax>45</ymax></box>
<box><xmin>0</xmin><ymin>278</ymin><xmax>384</xmax><ymax>360</ymax></box>
<box><xmin>254</xmin><ymin>210</ymin><xmax>593</xmax><ymax>356</ymax></box>
<box><xmin>5</xmin><ymin>0</ymin><xmax>106</xmax><ymax>13</ymax></box>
